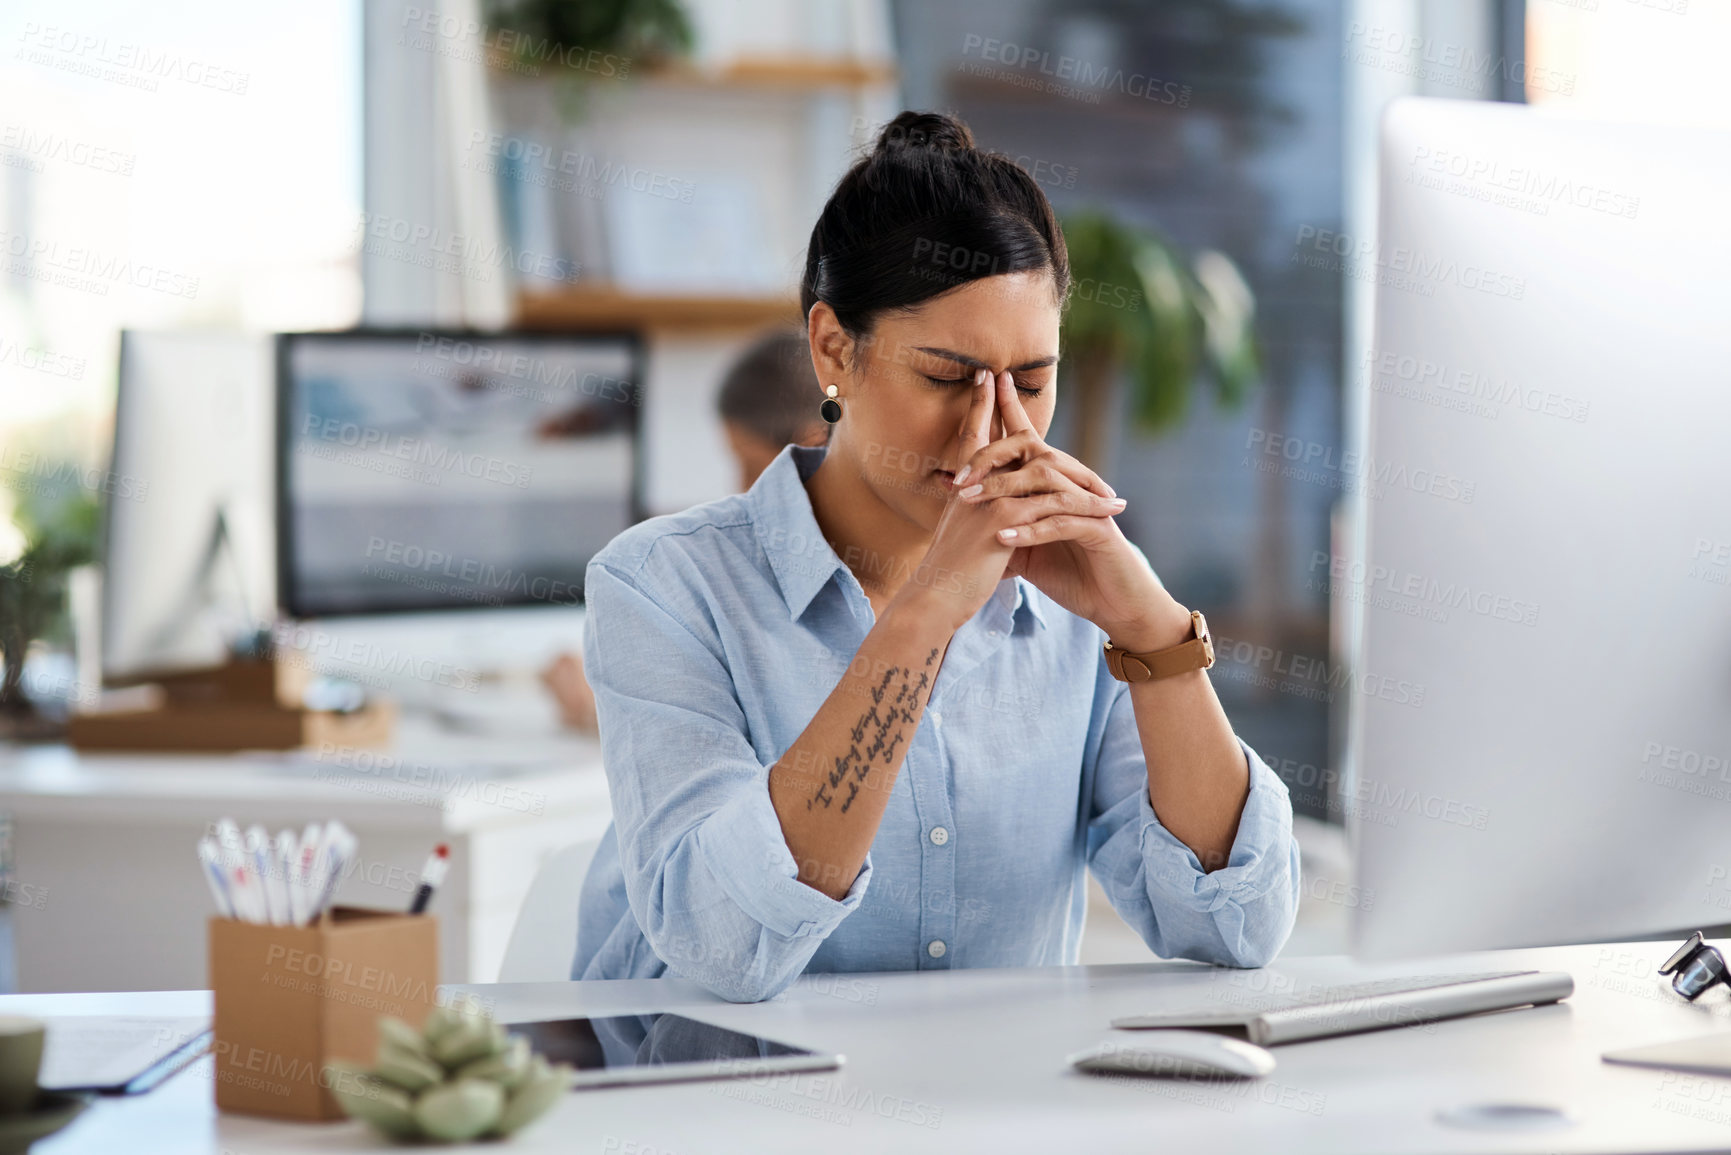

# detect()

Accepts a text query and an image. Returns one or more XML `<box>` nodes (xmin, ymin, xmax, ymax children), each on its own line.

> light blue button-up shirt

<box><xmin>573</xmin><ymin>442</ymin><xmax>1301</xmax><ymax>1002</ymax></box>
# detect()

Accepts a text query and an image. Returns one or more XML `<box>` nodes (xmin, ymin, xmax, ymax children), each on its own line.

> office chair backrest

<box><xmin>497</xmin><ymin>839</ymin><xmax>601</xmax><ymax>982</ymax></box>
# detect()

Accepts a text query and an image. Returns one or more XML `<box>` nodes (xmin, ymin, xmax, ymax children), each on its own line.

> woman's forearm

<box><xmin>767</xmin><ymin>594</ymin><xmax>956</xmax><ymax>899</ymax></box>
<box><xmin>1130</xmin><ymin>670</ymin><xmax>1249</xmax><ymax>872</ymax></box>
<box><xmin>1113</xmin><ymin>605</ymin><xmax>1250</xmax><ymax>873</ymax></box>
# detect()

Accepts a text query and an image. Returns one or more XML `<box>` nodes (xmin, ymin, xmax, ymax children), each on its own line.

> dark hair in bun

<box><xmin>800</xmin><ymin>110</ymin><xmax>1070</xmax><ymax>346</ymax></box>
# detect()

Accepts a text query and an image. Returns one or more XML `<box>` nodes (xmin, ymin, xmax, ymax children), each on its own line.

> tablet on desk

<box><xmin>509</xmin><ymin>1013</ymin><xmax>842</xmax><ymax>1090</ymax></box>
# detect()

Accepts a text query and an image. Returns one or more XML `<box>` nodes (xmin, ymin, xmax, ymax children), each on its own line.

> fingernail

<box><xmin>959</xmin><ymin>483</ymin><xmax>983</xmax><ymax>499</ymax></box>
<box><xmin>1103</xmin><ymin>482</ymin><xmax>1117</xmax><ymax>498</ymax></box>
<box><xmin>953</xmin><ymin>464</ymin><xmax>971</xmax><ymax>486</ymax></box>
<box><xmin>975</xmin><ymin>369</ymin><xmax>990</xmax><ymax>387</ymax></box>
<box><xmin>998</xmin><ymin>527</ymin><xmax>1018</xmax><ymax>540</ymax></box>
<box><xmin>1108</xmin><ymin>497</ymin><xmax>1127</xmax><ymax>509</ymax></box>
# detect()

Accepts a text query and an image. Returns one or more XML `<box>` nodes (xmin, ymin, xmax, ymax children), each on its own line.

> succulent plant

<box><xmin>325</xmin><ymin>997</ymin><xmax>572</xmax><ymax>1143</ymax></box>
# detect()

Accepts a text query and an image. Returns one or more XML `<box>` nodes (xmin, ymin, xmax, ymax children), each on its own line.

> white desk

<box><xmin>11</xmin><ymin>938</ymin><xmax>1731</xmax><ymax>1153</ymax></box>
<box><xmin>0</xmin><ymin>707</ymin><xmax>613</xmax><ymax>991</ymax></box>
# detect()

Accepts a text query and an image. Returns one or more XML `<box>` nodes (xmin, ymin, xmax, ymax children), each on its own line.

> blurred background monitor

<box><xmin>1353</xmin><ymin>99</ymin><xmax>1731</xmax><ymax>958</ymax></box>
<box><xmin>102</xmin><ymin>330</ymin><xmax>276</xmax><ymax>684</ymax></box>
<box><xmin>276</xmin><ymin>330</ymin><xmax>644</xmax><ymax>619</ymax></box>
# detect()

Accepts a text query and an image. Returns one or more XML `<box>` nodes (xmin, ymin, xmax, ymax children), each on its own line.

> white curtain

<box><xmin>362</xmin><ymin>0</ymin><xmax>510</xmax><ymax>327</ymax></box>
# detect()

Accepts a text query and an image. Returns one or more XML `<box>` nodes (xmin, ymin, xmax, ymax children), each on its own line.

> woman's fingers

<box><xmin>952</xmin><ymin>368</ymin><xmax>996</xmax><ymax>486</ymax></box>
<box><xmin>995</xmin><ymin>370</ymin><xmax>1035</xmax><ymax>436</ymax></box>
<box><xmin>959</xmin><ymin>437</ymin><xmax>1117</xmax><ymax>502</ymax></box>
<box><xmin>961</xmin><ymin>465</ymin><xmax>1125</xmax><ymax>517</ymax></box>
<box><xmin>957</xmin><ymin>367</ymin><xmax>1116</xmax><ymax>501</ymax></box>
<box><xmin>996</xmin><ymin>510</ymin><xmax>1121</xmax><ymax>546</ymax></box>
<box><xmin>986</xmin><ymin>489</ymin><xmax>1126</xmax><ymax>529</ymax></box>
<box><xmin>959</xmin><ymin>429</ymin><xmax>1040</xmax><ymax>483</ymax></box>
<box><xmin>1028</xmin><ymin>440</ymin><xmax>1115</xmax><ymax>500</ymax></box>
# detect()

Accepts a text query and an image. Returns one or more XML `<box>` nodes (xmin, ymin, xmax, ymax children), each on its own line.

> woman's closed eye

<box><xmin>923</xmin><ymin>374</ymin><xmax>1043</xmax><ymax>398</ymax></box>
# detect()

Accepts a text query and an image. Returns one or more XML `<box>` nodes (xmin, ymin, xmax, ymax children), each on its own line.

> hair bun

<box><xmin>874</xmin><ymin>111</ymin><xmax>974</xmax><ymax>155</ymax></box>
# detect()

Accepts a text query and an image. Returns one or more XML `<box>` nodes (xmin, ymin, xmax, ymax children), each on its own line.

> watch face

<box><xmin>1193</xmin><ymin>612</ymin><xmax>1215</xmax><ymax>667</ymax></box>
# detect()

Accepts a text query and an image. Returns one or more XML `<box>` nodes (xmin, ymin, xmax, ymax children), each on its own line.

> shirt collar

<box><xmin>749</xmin><ymin>442</ymin><xmax>1048</xmax><ymax>631</ymax></box>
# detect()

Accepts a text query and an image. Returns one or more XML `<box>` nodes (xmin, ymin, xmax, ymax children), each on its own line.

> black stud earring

<box><xmin>819</xmin><ymin>384</ymin><xmax>842</xmax><ymax>424</ymax></box>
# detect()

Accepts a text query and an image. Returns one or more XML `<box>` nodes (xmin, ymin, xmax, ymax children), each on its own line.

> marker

<box><xmin>274</xmin><ymin>829</ymin><xmax>303</xmax><ymax>925</ymax></box>
<box><xmin>214</xmin><ymin>819</ymin><xmax>258</xmax><ymax>922</ymax></box>
<box><xmin>293</xmin><ymin>823</ymin><xmax>323</xmax><ymax>925</ymax></box>
<box><xmin>246</xmin><ymin>825</ymin><xmax>287</xmax><ymax>925</ymax></box>
<box><xmin>213</xmin><ymin>817</ymin><xmax>242</xmax><ymax>852</ymax></box>
<box><xmin>308</xmin><ymin>822</ymin><xmax>355</xmax><ymax>922</ymax></box>
<box><xmin>198</xmin><ymin>816</ymin><xmax>368</xmax><ymax>924</ymax></box>
<box><xmin>229</xmin><ymin>855</ymin><xmax>263</xmax><ymax>923</ymax></box>
<box><xmin>305</xmin><ymin>822</ymin><xmax>340</xmax><ymax>921</ymax></box>
<box><xmin>197</xmin><ymin>838</ymin><xmax>234</xmax><ymax>919</ymax></box>
<box><xmin>409</xmin><ymin>845</ymin><xmax>449</xmax><ymax>915</ymax></box>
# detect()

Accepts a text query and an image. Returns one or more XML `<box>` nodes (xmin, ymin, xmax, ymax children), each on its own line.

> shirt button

<box><xmin>988</xmin><ymin>629</ymin><xmax>1000</xmax><ymax>637</ymax></box>
<box><xmin>929</xmin><ymin>710</ymin><xmax>942</xmax><ymax>727</ymax></box>
<box><xmin>927</xmin><ymin>939</ymin><xmax>947</xmax><ymax>959</ymax></box>
<box><xmin>929</xmin><ymin>826</ymin><xmax>949</xmax><ymax>846</ymax></box>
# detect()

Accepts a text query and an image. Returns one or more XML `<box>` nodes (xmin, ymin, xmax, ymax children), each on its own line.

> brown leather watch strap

<box><xmin>1103</xmin><ymin>610</ymin><xmax>1215</xmax><ymax>683</ymax></box>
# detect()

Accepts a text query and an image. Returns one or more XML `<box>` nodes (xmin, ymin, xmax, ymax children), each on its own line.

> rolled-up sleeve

<box><xmin>1084</xmin><ymin>678</ymin><xmax>1301</xmax><ymax>968</ymax></box>
<box><xmin>583</xmin><ymin>558</ymin><xmax>872</xmax><ymax>1002</ymax></box>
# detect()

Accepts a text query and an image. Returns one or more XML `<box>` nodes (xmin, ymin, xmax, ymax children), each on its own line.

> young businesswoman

<box><xmin>573</xmin><ymin>111</ymin><xmax>1302</xmax><ymax>1002</ymax></box>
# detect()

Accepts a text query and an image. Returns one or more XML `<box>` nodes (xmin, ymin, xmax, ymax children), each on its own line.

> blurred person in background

<box><xmin>716</xmin><ymin>329</ymin><xmax>833</xmax><ymax>493</ymax></box>
<box><xmin>541</xmin><ymin>329</ymin><xmax>829</xmax><ymax>732</ymax></box>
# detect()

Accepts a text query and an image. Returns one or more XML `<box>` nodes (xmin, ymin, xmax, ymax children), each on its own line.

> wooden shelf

<box><xmin>687</xmin><ymin>55</ymin><xmax>898</xmax><ymax>89</ymax></box>
<box><xmin>515</xmin><ymin>286</ymin><xmax>801</xmax><ymax>331</ymax></box>
<box><xmin>487</xmin><ymin>49</ymin><xmax>897</xmax><ymax>91</ymax></box>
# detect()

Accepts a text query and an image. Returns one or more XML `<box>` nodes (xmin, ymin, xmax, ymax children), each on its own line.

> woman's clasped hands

<box><xmin>908</xmin><ymin>368</ymin><xmax>1184</xmax><ymax>650</ymax></box>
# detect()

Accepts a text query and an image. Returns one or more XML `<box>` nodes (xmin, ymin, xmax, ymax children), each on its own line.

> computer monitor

<box><xmin>276</xmin><ymin>329</ymin><xmax>644</xmax><ymax>618</ymax></box>
<box><xmin>1352</xmin><ymin>98</ymin><xmax>1731</xmax><ymax>958</ymax></box>
<box><xmin>103</xmin><ymin>330</ymin><xmax>277</xmax><ymax>683</ymax></box>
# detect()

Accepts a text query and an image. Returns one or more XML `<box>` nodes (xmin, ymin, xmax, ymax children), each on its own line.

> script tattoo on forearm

<box><xmin>810</xmin><ymin>647</ymin><xmax>939</xmax><ymax>813</ymax></box>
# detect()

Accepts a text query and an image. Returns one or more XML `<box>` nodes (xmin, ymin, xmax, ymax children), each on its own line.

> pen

<box><xmin>409</xmin><ymin>844</ymin><xmax>449</xmax><ymax>915</ymax></box>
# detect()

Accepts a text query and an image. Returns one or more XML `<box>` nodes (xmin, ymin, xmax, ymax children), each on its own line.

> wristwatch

<box><xmin>1103</xmin><ymin>610</ymin><xmax>1215</xmax><ymax>683</ymax></box>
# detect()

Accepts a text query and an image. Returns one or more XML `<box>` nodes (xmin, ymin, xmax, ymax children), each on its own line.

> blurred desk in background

<box><xmin>0</xmin><ymin>707</ymin><xmax>611</xmax><ymax>992</ymax></box>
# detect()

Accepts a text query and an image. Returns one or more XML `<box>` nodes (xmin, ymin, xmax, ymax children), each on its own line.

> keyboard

<box><xmin>1111</xmin><ymin>970</ymin><xmax>1575</xmax><ymax>1046</ymax></box>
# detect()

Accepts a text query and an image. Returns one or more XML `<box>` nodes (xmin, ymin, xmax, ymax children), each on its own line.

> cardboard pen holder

<box><xmin>209</xmin><ymin>906</ymin><xmax>439</xmax><ymax>1120</ymax></box>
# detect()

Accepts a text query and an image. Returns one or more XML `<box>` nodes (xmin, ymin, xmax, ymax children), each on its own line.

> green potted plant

<box><xmin>0</xmin><ymin>488</ymin><xmax>98</xmax><ymax>740</ymax></box>
<box><xmin>484</xmin><ymin>0</ymin><xmax>695</xmax><ymax>56</ymax></box>
<box><xmin>1060</xmin><ymin>208</ymin><xmax>1260</xmax><ymax>475</ymax></box>
<box><xmin>483</xmin><ymin>0</ymin><xmax>696</xmax><ymax>99</ymax></box>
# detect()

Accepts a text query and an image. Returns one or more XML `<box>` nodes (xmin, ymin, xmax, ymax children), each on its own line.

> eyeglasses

<box><xmin>1659</xmin><ymin>931</ymin><xmax>1729</xmax><ymax>1000</ymax></box>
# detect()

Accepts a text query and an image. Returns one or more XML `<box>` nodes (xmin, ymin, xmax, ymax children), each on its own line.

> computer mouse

<box><xmin>1068</xmin><ymin>1031</ymin><xmax>1277</xmax><ymax>1079</ymax></box>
